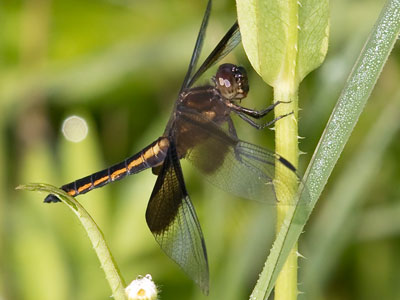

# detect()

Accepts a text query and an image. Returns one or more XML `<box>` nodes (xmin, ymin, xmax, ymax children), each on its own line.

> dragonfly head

<box><xmin>214</xmin><ymin>63</ymin><xmax>249</xmax><ymax>100</ymax></box>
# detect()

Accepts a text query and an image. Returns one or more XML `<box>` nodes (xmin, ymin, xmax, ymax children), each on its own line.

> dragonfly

<box><xmin>45</xmin><ymin>0</ymin><xmax>300</xmax><ymax>294</ymax></box>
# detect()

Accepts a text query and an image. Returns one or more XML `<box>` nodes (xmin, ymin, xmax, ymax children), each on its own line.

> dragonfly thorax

<box><xmin>214</xmin><ymin>63</ymin><xmax>249</xmax><ymax>100</ymax></box>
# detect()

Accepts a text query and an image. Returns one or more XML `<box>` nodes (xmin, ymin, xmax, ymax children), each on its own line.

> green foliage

<box><xmin>237</xmin><ymin>1</ymin><xmax>329</xmax><ymax>299</ymax></box>
<box><xmin>1</xmin><ymin>1</ymin><xmax>400</xmax><ymax>300</ymax></box>
<box><xmin>248</xmin><ymin>0</ymin><xmax>400</xmax><ymax>299</ymax></box>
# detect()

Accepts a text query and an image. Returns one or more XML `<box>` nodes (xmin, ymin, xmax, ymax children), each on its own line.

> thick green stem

<box><xmin>272</xmin><ymin>1</ymin><xmax>300</xmax><ymax>299</ymax></box>
<box><xmin>274</xmin><ymin>85</ymin><xmax>299</xmax><ymax>300</ymax></box>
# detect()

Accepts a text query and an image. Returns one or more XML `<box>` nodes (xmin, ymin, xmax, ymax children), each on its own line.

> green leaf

<box><xmin>297</xmin><ymin>0</ymin><xmax>330</xmax><ymax>82</ymax></box>
<box><xmin>236</xmin><ymin>0</ymin><xmax>329</xmax><ymax>86</ymax></box>
<box><xmin>16</xmin><ymin>183</ymin><xmax>127</xmax><ymax>300</ymax></box>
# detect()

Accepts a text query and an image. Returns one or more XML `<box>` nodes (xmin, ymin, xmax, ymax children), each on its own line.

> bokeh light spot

<box><xmin>61</xmin><ymin>115</ymin><xmax>89</xmax><ymax>143</ymax></box>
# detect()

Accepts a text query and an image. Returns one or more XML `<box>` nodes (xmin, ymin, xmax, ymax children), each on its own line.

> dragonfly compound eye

<box><xmin>215</xmin><ymin>63</ymin><xmax>249</xmax><ymax>100</ymax></box>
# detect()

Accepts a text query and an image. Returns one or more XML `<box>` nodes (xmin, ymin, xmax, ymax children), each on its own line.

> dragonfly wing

<box><xmin>146</xmin><ymin>143</ymin><xmax>209</xmax><ymax>294</ymax></box>
<box><xmin>176</xmin><ymin>109</ymin><xmax>300</xmax><ymax>204</ymax></box>
<box><xmin>180</xmin><ymin>0</ymin><xmax>212</xmax><ymax>92</ymax></box>
<box><xmin>187</xmin><ymin>21</ymin><xmax>241</xmax><ymax>88</ymax></box>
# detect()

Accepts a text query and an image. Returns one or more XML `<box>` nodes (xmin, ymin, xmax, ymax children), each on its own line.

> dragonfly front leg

<box><xmin>227</xmin><ymin>116</ymin><xmax>239</xmax><ymax>139</ymax></box>
<box><xmin>227</xmin><ymin>116</ymin><xmax>246</xmax><ymax>164</ymax></box>
<box><xmin>236</xmin><ymin>111</ymin><xmax>293</xmax><ymax>130</ymax></box>
<box><xmin>229</xmin><ymin>100</ymin><xmax>291</xmax><ymax>119</ymax></box>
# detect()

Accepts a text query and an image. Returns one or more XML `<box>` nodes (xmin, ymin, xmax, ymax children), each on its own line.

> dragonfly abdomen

<box><xmin>44</xmin><ymin>137</ymin><xmax>169</xmax><ymax>203</ymax></box>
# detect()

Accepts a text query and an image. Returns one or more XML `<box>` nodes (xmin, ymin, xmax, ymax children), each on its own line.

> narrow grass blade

<box><xmin>16</xmin><ymin>183</ymin><xmax>127</xmax><ymax>300</ymax></box>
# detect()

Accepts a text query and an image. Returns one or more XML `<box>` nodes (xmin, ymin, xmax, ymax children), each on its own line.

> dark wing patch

<box><xmin>146</xmin><ymin>145</ymin><xmax>209</xmax><ymax>294</ymax></box>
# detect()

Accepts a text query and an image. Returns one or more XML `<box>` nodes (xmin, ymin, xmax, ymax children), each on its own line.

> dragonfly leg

<box><xmin>237</xmin><ymin>111</ymin><xmax>293</xmax><ymax>130</ymax></box>
<box><xmin>229</xmin><ymin>100</ymin><xmax>291</xmax><ymax>119</ymax></box>
<box><xmin>227</xmin><ymin>117</ymin><xmax>243</xmax><ymax>162</ymax></box>
<box><xmin>227</xmin><ymin>116</ymin><xmax>239</xmax><ymax>139</ymax></box>
<box><xmin>262</xmin><ymin>112</ymin><xmax>294</xmax><ymax>128</ymax></box>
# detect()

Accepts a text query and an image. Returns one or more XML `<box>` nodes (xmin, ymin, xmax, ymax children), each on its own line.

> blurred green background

<box><xmin>1</xmin><ymin>0</ymin><xmax>400</xmax><ymax>299</ymax></box>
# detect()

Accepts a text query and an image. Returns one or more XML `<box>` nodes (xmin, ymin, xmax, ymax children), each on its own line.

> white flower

<box><xmin>125</xmin><ymin>274</ymin><xmax>158</xmax><ymax>300</ymax></box>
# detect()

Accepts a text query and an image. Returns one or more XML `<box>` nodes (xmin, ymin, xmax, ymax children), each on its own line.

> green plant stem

<box><xmin>274</xmin><ymin>85</ymin><xmax>299</xmax><ymax>300</ymax></box>
<box><xmin>17</xmin><ymin>184</ymin><xmax>127</xmax><ymax>300</ymax></box>
<box><xmin>272</xmin><ymin>2</ymin><xmax>300</xmax><ymax>298</ymax></box>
